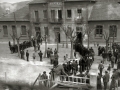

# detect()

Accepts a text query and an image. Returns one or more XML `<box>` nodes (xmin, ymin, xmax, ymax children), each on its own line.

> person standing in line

<box><xmin>26</xmin><ymin>50</ymin><xmax>29</xmax><ymax>62</ymax></box>
<box><xmin>20</xmin><ymin>50</ymin><xmax>23</xmax><ymax>59</ymax></box>
<box><xmin>74</xmin><ymin>51</ymin><xmax>77</xmax><ymax>59</ymax></box>
<box><xmin>64</xmin><ymin>56</ymin><xmax>66</xmax><ymax>61</ymax></box>
<box><xmin>98</xmin><ymin>61</ymin><xmax>104</xmax><ymax>76</ymax></box>
<box><xmin>33</xmin><ymin>52</ymin><xmax>36</xmax><ymax>64</ymax></box>
<box><xmin>38</xmin><ymin>50</ymin><xmax>43</xmax><ymax>61</ymax></box>
<box><xmin>97</xmin><ymin>73</ymin><xmax>102</xmax><ymax>90</ymax></box>
<box><xmin>41</xmin><ymin>71</ymin><xmax>48</xmax><ymax>87</ymax></box>
<box><xmin>102</xmin><ymin>71</ymin><xmax>110</xmax><ymax>90</ymax></box>
<box><xmin>50</xmin><ymin>53</ymin><xmax>54</xmax><ymax>64</ymax></box>
<box><xmin>110</xmin><ymin>76</ymin><xmax>117</xmax><ymax>90</ymax></box>
<box><xmin>37</xmin><ymin>43</ymin><xmax>40</xmax><ymax>51</ymax></box>
<box><xmin>111</xmin><ymin>54</ymin><xmax>115</xmax><ymax>68</ymax></box>
<box><xmin>23</xmin><ymin>50</ymin><xmax>25</xmax><ymax>60</ymax></box>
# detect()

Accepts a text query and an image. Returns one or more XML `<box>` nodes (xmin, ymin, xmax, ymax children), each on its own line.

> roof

<box><xmin>0</xmin><ymin>6</ymin><xmax>5</xmax><ymax>18</ymax></box>
<box><xmin>89</xmin><ymin>2</ymin><xmax>120</xmax><ymax>21</ymax></box>
<box><xmin>29</xmin><ymin>0</ymin><xmax>96</xmax><ymax>4</ymax></box>
<box><xmin>29</xmin><ymin>0</ymin><xmax>47</xmax><ymax>4</ymax></box>
<box><xmin>65</xmin><ymin>0</ymin><xmax>96</xmax><ymax>2</ymax></box>
<box><xmin>0</xmin><ymin>5</ymin><xmax>29</xmax><ymax>21</ymax></box>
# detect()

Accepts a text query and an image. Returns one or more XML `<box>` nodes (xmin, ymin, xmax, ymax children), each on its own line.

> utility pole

<box><xmin>14</xmin><ymin>12</ymin><xmax>21</xmax><ymax>58</ymax></box>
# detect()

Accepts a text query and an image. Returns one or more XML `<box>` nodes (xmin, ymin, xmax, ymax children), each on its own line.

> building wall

<box><xmin>0</xmin><ymin>21</ymin><xmax>30</xmax><ymax>40</ymax></box>
<box><xmin>29</xmin><ymin>1</ymin><xmax>93</xmax><ymax>43</ymax></box>
<box><xmin>88</xmin><ymin>21</ymin><xmax>120</xmax><ymax>42</ymax></box>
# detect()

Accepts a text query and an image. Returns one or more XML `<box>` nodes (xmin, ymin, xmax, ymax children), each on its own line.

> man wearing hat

<box><xmin>41</xmin><ymin>71</ymin><xmax>48</xmax><ymax>86</ymax></box>
<box><xmin>102</xmin><ymin>71</ymin><xmax>110</xmax><ymax>90</ymax></box>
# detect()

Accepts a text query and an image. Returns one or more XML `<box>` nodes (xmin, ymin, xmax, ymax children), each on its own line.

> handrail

<box><xmin>31</xmin><ymin>73</ymin><xmax>41</xmax><ymax>90</ymax></box>
<box><xmin>60</xmin><ymin>75</ymin><xmax>90</xmax><ymax>79</ymax></box>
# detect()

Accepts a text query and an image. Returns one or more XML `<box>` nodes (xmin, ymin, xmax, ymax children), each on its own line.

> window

<box><xmin>76</xmin><ymin>27</ymin><xmax>82</xmax><ymax>32</ymax></box>
<box><xmin>3</xmin><ymin>25</ymin><xmax>8</xmax><ymax>36</ymax></box>
<box><xmin>77</xmin><ymin>9</ymin><xmax>82</xmax><ymax>13</ymax></box>
<box><xmin>34</xmin><ymin>11</ymin><xmax>39</xmax><ymax>21</ymax></box>
<box><xmin>44</xmin><ymin>27</ymin><xmax>48</xmax><ymax>35</ymax></box>
<box><xmin>76</xmin><ymin>27</ymin><xmax>82</xmax><ymax>35</ymax></box>
<box><xmin>58</xmin><ymin>10</ymin><xmax>62</xmax><ymax>19</ymax></box>
<box><xmin>12</xmin><ymin>25</ymin><xmax>16</xmax><ymax>35</ymax></box>
<box><xmin>67</xmin><ymin>10</ymin><xmax>72</xmax><ymax>18</ymax></box>
<box><xmin>109</xmin><ymin>25</ymin><xmax>117</xmax><ymax>37</ymax></box>
<box><xmin>21</xmin><ymin>25</ymin><xmax>26</xmax><ymax>35</ymax></box>
<box><xmin>43</xmin><ymin>10</ymin><xmax>47</xmax><ymax>19</ymax></box>
<box><xmin>51</xmin><ymin>10</ymin><xmax>55</xmax><ymax>19</ymax></box>
<box><xmin>77</xmin><ymin>9</ymin><xmax>82</xmax><ymax>19</ymax></box>
<box><xmin>95</xmin><ymin>25</ymin><xmax>103</xmax><ymax>37</ymax></box>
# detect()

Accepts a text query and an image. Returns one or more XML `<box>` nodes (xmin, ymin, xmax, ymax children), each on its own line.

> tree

<box><xmin>43</xmin><ymin>35</ymin><xmax>49</xmax><ymax>58</ymax></box>
<box><xmin>26</xmin><ymin>29</ymin><xmax>33</xmax><ymax>46</ymax></box>
<box><xmin>67</xmin><ymin>27</ymin><xmax>76</xmax><ymax>59</ymax></box>
<box><xmin>103</xmin><ymin>31</ymin><xmax>110</xmax><ymax>53</ymax></box>
<box><xmin>61</xmin><ymin>26</ymin><xmax>69</xmax><ymax>48</ymax></box>
<box><xmin>85</xmin><ymin>26</ymin><xmax>94</xmax><ymax>49</ymax></box>
<box><xmin>55</xmin><ymin>32</ymin><xmax>60</xmax><ymax>52</ymax></box>
<box><xmin>13</xmin><ymin>12</ymin><xmax>21</xmax><ymax>58</ymax></box>
<box><xmin>10</xmin><ymin>32</ymin><xmax>16</xmax><ymax>45</ymax></box>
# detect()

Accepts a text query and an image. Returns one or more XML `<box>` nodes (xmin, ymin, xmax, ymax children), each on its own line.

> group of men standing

<box><xmin>9</xmin><ymin>41</ymin><xmax>32</xmax><ymax>54</ymax></box>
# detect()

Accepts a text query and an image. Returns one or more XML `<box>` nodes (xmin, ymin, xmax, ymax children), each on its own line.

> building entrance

<box><xmin>76</xmin><ymin>32</ymin><xmax>82</xmax><ymax>44</ymax></box>
<box><xmin>35</xmin><ymin>27</ymin><xmax>41</xmax><ymax>37</ymax></box>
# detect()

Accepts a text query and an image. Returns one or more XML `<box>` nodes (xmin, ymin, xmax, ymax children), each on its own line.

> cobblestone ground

<box><xmin>0</xmin><ymin>40</ymin><xmax>119</xmax><ymax>90</ymax></box>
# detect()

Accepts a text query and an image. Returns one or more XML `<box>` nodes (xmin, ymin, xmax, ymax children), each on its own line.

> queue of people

<box><xmin>9</xmin><ymin>40</ymin><xmax>32</xmax><ymax>54</ymax></box>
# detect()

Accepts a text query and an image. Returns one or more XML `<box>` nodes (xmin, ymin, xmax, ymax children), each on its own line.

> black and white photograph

<box><xmin>0</xmin><ymin>0</ymin><xmax>120</xmax><ymax>90</ymax></box>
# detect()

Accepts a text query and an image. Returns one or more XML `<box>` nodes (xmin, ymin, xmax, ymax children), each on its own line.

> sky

<box><xmin>0</xmin><ymin>0</ymin><xmax>31</xmax><ymax>3</ymax></box>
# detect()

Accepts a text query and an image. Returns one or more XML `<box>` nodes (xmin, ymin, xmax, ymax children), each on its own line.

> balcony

<box><xmin>32</xmin><ymin>18</ymin><xmax>41</xmax><ymax>24</ymax></box>
<box><xmin>49</xmin><ymin>18</ymin><xmax>63</xmax><ymax>24</ymax></box>
<box><xmin>74</xmin><ymin>17</ymin><xmax>83</xmax><ymax>24</ymax></box>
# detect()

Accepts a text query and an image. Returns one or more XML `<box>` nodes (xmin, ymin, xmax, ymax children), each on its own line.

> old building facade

<box><xmin>0</xmin><ymin>0</ymin><xmax>120</xmax><ymax>43</ymax></box>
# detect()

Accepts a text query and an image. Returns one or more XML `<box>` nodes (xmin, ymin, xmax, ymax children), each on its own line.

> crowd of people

<box><xmin>97</xmin><ymin>42</ymin><xmax>120</xmax><ymax>90</ymax></box>
<box><xmin>8</xmin><ymin>38</ymin><xmax>120</xmax><ymax>90</ymax></box>
<box><xmin>9</xmin><ymin>41</ymin><xmax>32</xmax><ymax>54</ymax></box>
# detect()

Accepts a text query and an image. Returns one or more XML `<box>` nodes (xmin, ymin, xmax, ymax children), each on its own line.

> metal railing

<box><xmin>31</xmin><ymin>74</ymin><xmax>90</xmax><ymax>90</ymax></box>
<box><xmin>74</xmin><ymin>17</ymin><xmax>83</xmax><ymax>24</ymax></box>
<box><xmin>59</xmin><ymin>75</ymin><xmax>90</xmax><ymax>84</ymax></box>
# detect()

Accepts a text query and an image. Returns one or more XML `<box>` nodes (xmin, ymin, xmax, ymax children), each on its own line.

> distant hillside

<box><xmin>0</xmin><ymin>1</ymin><xmax>31</xmax><ymax>17</ymax></box>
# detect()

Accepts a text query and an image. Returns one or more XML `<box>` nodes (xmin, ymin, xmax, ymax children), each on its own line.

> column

<box><xmin>55</xmin><ymin>9</ymin><xmax>58</xmax><ymax>20</ymax></box>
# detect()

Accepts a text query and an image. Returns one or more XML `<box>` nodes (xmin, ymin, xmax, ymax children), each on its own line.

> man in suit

<box><xmin>41</xmin><ymin>71</ymin><xmax>48</xmax><ymax>86</ymax></box>
<box><xmin>38</xmin><ymin>50</ymin><xmax>43</xmax><ymax>61</ymax></box>
<box><xmin>98</xmin><ymin>61</ymin><xmax>104</xmax><ymax>76</ymax></box>
<box><xmin>102</xmin><ymin>71</ymin><xmax>110</xmax><ymax>90</ymax></box>
<box><xmin>26</xmin><ymin>50</ymin><xmax>29</xmax><ymax>62</ymax></box>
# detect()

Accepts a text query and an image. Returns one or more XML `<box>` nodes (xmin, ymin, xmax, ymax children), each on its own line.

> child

<box><xmin>107</xmin><ymin>64</ymin><xmax>111</xmax><ymax>73</ymax></box>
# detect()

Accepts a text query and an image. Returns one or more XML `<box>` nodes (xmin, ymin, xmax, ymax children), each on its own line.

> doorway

<box><xmin>35</xmin><ymin>27</ymin><xmax>41</xmax><ymax>37</ymax></box>
<box><xmin>77</xmin><ymin>32</ymin><xmax>82</xmax><ymax>44</ymax></box>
